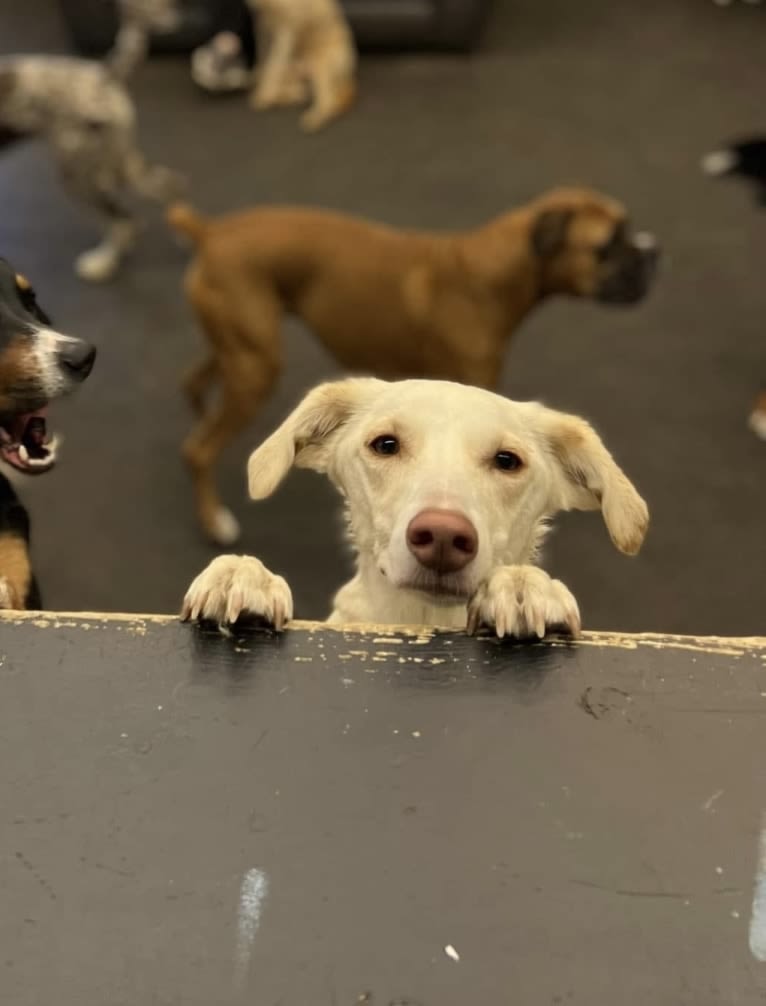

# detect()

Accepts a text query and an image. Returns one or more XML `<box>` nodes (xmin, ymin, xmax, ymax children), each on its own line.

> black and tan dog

<box><xmin>0</xmin><ymin>259</ymin><xmax>95</xmax><ymax>609</ymax></box>
<box><xmin>168</xmin><ymin>187</ymin><xmax>659</xmax><ymax>545</ymax></box>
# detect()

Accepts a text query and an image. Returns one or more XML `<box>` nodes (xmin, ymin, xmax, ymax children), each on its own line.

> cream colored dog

<box><xmin>182</xmin><ymin>379</ymin><xmax>649</xmax><ymax>637</ymax></box>
<box><xmin>248</xmin><ymin>0</ymin><xmax>357</xmax><ymax>132</ymax></box>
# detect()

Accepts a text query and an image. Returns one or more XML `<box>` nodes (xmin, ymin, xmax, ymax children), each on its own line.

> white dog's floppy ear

<box><xmin>247</xmin><ymin>378</ymin><xmax>383</xmax><ymax>500</ymax></box>
<box><xmin>542</xmin><ymin>410</ymin><xmax>649</xmax><ymax>555</ymax></box>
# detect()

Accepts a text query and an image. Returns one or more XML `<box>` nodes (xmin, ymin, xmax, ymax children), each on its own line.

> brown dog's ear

<box><xmin>531</xmin><ymin>208</ymin><xmax>574</xmax><ymax>257</ymax></box>
<box><xmin>247</xmin><ymin>378</ymin><xmax>383</xmax><ymax>500</ymax></box>
<box><xmin>541</xmin><ymin>409</ymin><xmax>649</xmax><ymax>555</ymax></box>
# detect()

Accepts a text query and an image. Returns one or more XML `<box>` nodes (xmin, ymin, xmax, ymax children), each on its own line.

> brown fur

<box><xmin>168</xmin><ymin>187</ymin><xmax>653</xmax><ymax>544</ymax></box>
<box><xmin>0</xmin><ymin>533</ymin><xmax>31</xmax><ymax>609</ymax></box>
<box><xmin>0</xmin><ymin>338</ymin><xmax>41</xmax><ymax>412</ymax></box>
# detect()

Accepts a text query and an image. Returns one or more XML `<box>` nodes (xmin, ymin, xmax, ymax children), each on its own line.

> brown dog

<box><xmin>168</xmin><ymin>188</ymin><xmax>659</xmax><ymax>545</ymax></box>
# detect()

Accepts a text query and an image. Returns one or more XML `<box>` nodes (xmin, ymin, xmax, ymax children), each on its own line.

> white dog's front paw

<box><xmin>467</xmin><ymin>565</ymin><xmax>581</xmax><ymax>640</ymax></box>
<box><xmin>181</xmin><ymin>555</ymin><xmax>293</xmax><ymax>629</ymax></box>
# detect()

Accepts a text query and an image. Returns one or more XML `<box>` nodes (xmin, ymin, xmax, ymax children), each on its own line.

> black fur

<box><xmin>705</xmin><ymin>137</ymin><xmax>766</xmax><ymax>206</ymax></box>
<box><xmin>531</xmin><ymin>209</ymin><xmax>574</xmax><ymax>257</ymax></box>
<box><xmin>0</xmin><ymin>259</ymin><xmax>79</xmax><ymax>611</ymax></box>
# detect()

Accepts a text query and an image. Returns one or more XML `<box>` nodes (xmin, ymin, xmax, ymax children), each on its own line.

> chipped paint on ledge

<box><xmin>0</xmin><ymin>610</ymin><xmax>763</xmax><ymax>657</ymax></box>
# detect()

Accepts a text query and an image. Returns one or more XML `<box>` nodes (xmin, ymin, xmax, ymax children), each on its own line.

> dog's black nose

<box><xmin>57</xmin><ymin>340</ymin><xmax>96</xmax><ymax>380</ymax></box>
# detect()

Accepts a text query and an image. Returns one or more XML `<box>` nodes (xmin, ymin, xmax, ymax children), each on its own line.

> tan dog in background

<box><xmin>168</xmin><ymin>187</ymin><xmax>658</xmax><ymax>545</ymax></box>
<box><xmin>247</xmin><ymin>0</ymin><xmax>357</xmax><ymax>131</ymax></box>
<box><xmin>182</xmin><ymin>379</ymin><xmax>649</xmax><ymax>635</ymax></box>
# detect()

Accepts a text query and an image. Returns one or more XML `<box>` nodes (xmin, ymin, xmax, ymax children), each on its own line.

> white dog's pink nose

<box><xmin>406</xmin><ymin>509</ymin><xmax>478</xmax><ymax>574</ymax></box>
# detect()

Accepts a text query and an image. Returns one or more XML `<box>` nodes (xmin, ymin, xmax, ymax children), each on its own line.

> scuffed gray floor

<box><xmin>0</xmin><ymin>0</ymin><xmax>763</xmax><ymax>634</ymax></box>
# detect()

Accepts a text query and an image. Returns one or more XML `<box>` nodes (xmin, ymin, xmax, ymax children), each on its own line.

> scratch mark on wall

<box><xmin>15</xmin><ymin>851</ymin><xmax>57</xmax><ymax>901</ymax></box>
<box><xmin>235</xmin><ymin>867</ymin><xmax>269</xmax><ymax>989</ymax></box>
<box><xmin>702</xmin><ymin>789</ymin><xmax>724</xmax><ymax>813</ymax></box>
<box><xmin>749</xmin><ymin>816</ymin><xmax>766</xmax><ymax>961</ymax></box>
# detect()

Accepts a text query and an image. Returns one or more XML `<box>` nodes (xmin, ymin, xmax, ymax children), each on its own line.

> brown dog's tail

<box><xmin>166</xmin><ymin>202</ymin><xmax>208</xmax><ymax>244</ymax></box>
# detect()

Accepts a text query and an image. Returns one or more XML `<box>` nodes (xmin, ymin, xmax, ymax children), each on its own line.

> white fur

<box><xmin>182</xmin><ymin>554</ymin><xmax>293</xmax><ymax>627</ymax></box>
<box><xmin>701</xmin><ymin>150</ymin><xmax>737</xmax><ymax>176</ymax></box>
<box><xmin>749</xmin><ymin>408</ymin><xmax>766</xmax><ymax>441</ymax></box>
<box><xmin>633</xmin><ymin>231</ymin><xmax>657</xmax><ymax>251</ymax></box>
<box><xmin>32</xmin><ymin>329</ymin><xmax>88</xmax><ymax>398</ymax></box>
<box><xmin>183</xmin><ymin>379</ymin><xmax>649</xmax><ymax>637</ymax></box>
<box><xmin>0</xmin><ymin>577</ymin><xmax>14</xmax><ymax>610</ymax></box>
<box><xmin>467</xmin><ymin>566</ymin><xmax>580</xmax><ymax>639</ymax></box>
<box><xmin>211</xmin><ymin>506</ymin><xmax>241</xmax><ymax>547</ymax></box>
<box><xmin>75</xmin><ymin>220</ymin><xmax>137</xmax><ymax>283</ymax></box>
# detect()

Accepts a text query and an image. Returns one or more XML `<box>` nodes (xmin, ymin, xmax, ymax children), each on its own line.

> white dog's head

<box><xmin>247</xmin><ymin>379</ymin><xmax>649</xmax><ymax>603</ymax></box>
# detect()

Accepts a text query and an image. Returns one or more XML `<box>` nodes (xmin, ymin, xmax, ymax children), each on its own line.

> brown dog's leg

<box><xmin>182</xmin><ymin>281</ymin><xmax>283</xmax><ymax>546</ymax></box>
<box><xmin>182</xmin><ymin>356</ymin><xmax>219</xmax><ymax>417</ymax></box>
<box><xmin>183</xmin><ymin>352</ymin><xmax>280</xmax><ymax>546</ymax></box>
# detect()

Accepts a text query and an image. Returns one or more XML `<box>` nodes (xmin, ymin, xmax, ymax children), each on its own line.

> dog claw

<box><xmin>466</xmin><ymin>606</ymin><xmax>479</xmax><ymax>635</ymax></box>
<box><xmin>181</xmin><ymin>555</ymin><xmax>293</xmax><ymax>631</ymax></box>
<box><xmin>466</xmin><ymin>566</ymin><xmax>580</xmax><ymax>641</ymax></box>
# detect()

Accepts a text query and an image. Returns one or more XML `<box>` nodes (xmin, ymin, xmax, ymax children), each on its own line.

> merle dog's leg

<box><xmin>108</xmin><ymin>22</ymin><xmax>150</xmax><ymax>80</ymax></box>
<box><xmin>65</xmin><ymin>175</ymin><xmax>138</xmax><ymax>283</ymax></box>
<box><xmin>52</xmin><ymin>128</ymin><xmax>138</xmax><ymax>282</ymax></box>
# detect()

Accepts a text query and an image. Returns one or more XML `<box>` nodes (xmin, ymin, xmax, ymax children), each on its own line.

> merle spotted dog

<box><xmin>0</xmin><ymin>54</ymin><xmax>183</xmax><ymax>282</ymax></box>
<box><xmin>0</xmin><ymin>258</ymin><xmax>95</xmax><ymax>609</ymax></box>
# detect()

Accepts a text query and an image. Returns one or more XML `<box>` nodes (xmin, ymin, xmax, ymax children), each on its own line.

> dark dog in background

<box><xmin>702</xmin><ymin>136</ymin><xmax>766</xmax><ymax>439</ymax></box>
<box><xmin>702</xmin><ymin>137</ymin><xmax>766</xmax><ymax>205</ymax></box>
<box><xmin>0</xmin><ymin>259</ymin><xmax>95</xmax><ymax>609</ymax></box>
<box><xmin>0</xmin><ymin>55</ymin><xmax>182</xmax><ymax>282</ymax></box>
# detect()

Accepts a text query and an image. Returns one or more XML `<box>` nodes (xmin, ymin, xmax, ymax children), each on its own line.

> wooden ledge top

<box><xmin>1</xmin><ymin>609</ymin><xmax>763</xmax><ymax>658</ymax></box>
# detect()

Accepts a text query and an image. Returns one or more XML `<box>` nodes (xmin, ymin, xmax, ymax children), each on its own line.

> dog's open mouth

<box><xmin>0</xmin><ymin>407</ymin><xmax>58</xmax><ymax>474</ymax></box>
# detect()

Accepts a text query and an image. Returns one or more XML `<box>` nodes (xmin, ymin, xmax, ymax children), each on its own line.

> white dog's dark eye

<box><xmin>494</xmin><ymin>450</ymin><xmax>522</xmax><ymax>471</ymax></box>
<box><xmin>370</xmin><ymin>435</ymin><xmax>400</xmax><ymax>456</ymax></box>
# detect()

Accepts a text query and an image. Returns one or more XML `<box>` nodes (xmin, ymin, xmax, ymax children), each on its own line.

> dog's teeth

<box><xmin>18</xmin><ymin>445</ymin><xmax>28</xmax><ymax>462</ymax></box>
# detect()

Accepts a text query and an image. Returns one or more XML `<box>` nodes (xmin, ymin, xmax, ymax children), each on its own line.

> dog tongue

<box><xmin>0</xmin><ymin>407</ymin><xmax>56</xmax><ymax>474</ymax></box>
